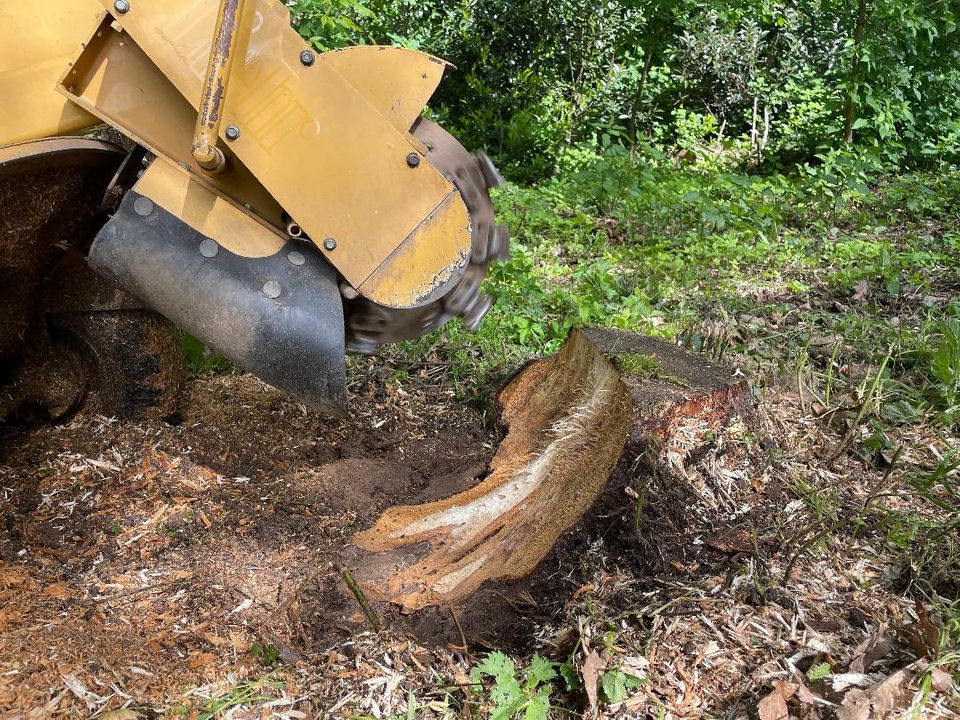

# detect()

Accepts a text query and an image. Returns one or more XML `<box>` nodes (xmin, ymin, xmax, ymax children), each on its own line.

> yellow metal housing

<box><xmin>58</xmin><ymin>18</ymin><xmax>286</xmax><ymax>235</ymax></box>
<box><xmin>134</xmin><ymin>157</ymin><xmax>286</xmax><ymax>259</ymax></box>
<box><xmin>322</xmin><ymin>46</ymin><xmax>451</xmax><ymax>134</ymax></box>
<box><xmin>0</xmin><ymin>1</ymin><xmax>102</xmax><ymax>145</ymax></box>
<box><xmin>0</xmin><ymin>0</ymin><xmax>475</xmax><ymax>311</ymax></box>
<box><xmin>93</xmin><ymin>0</ymin><xmax>471</xmax><ymax>309</ymax></box>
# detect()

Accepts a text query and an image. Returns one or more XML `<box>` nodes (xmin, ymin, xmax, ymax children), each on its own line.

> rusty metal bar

<box><xmin>191</xmin><ymin>0</ymin><xmax>245</xmax><ymax>173</ymax></box>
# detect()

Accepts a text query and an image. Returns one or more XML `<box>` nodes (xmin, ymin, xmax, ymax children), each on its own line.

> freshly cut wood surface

<box><xmin>353</xmin><ymin>327</ymin><xmax>750</xmax><ymax>610</ymax></box>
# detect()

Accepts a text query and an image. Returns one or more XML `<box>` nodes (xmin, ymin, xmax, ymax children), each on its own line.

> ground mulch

<box><xmin>0</xmin><ymin>360</ymin><xmax>958</xmax><ymax>718</ymax></box>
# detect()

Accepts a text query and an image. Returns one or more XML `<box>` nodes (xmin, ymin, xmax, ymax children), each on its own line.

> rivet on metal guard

<box><xmin>133</xmin><ymin>197</ymin><xmax>154</xmax><ymax>217</ymax></box>
<box><xmin>287</xmin><ymin>251</ymin><xmax>306</xmax><ymax>267</ymax></box>
<box><xmin>262</xmin><ymin>281</ymin><xmax>282</xmax><ymax>299</ymax></box>
<box><xmin>114</xmin><ymin>0</ymin><xmax>130</xmax><ymax>14</ymax></box>
<box><xmin>323</xmin><ymin>238</ymin><xmax>337</xmax><ymax>251</ymax></box>
<box><xmin>199</xmin><ymin>239</ymin><xmax>220</xmax><ymax>258</ymax></box>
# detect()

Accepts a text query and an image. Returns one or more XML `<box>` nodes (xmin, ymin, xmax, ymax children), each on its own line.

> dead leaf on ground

<box><xmin>795</xmin><ymin>681</ymin><xmax>824</xmax><ymax>706</ymax></box>
<box><xmin>838</xmin><ymin>689</ymin><xmax>872</xmax><ymax>720</ymax></box>
<box><xmin>930</xmin><ymin>666</ymin><xmax>952</xmax><ymax>693</ymax></box>
<box><xmin>186</xmin><ymin>652</ymin><xmax>217</xmax><ymax>671</ymax></box>
<box><xmin>703</xmin><ymin>527</ymin><xmax>753</xmax><ymax>554</ymax></box>
<box><xmin>44</xmin><ymin>583</ymin><xmax>71</xmax><ymax>600</ymax></box>
<box><xmin>849</xmin><ymin>622</ymin><xmax>894</xmax><ymax>674</ymax></box>
<box><xmin>581</xmin><ymin>650</ymin><xmax>605</xmax><ymax>718</ymax></box>
<box><xmin>838</xmin><ymin>665</ymin><xmax>917</xmax><ymax>719</ymax></box>
<box><xmin>853</xmin><ymin>279</ymin><xmax>870</xmax><ymax>302</ymax></box>
<box><xmin>757</xmin><ymin>681</ymin><xmax>798</xmax><ymax>720</ymax></box>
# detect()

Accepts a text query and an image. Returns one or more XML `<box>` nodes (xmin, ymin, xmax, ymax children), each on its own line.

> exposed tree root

<box><xmin>354</xmin><ymin>328</ymin><xmax>633</xmax><ymax>610</ymax></box>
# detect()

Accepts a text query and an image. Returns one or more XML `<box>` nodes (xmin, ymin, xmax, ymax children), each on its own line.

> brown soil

<box><xmin>0</xmin><ymin>368</ymin><xmax>495</xmax><ymax>714</ymax></box>
<box><xmin>1</xmin><ymin>347</ymin><xmax>957</xmax><ymax>718</ymax></box>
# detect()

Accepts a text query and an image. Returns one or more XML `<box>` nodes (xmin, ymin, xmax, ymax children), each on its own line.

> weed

<box><xmin>469</xmin><ymin>652</ymin><xmax>557</xmax><ymax>720</ymax></box>
<box><xmin>173</xmin><ymin>677</ymin><xmax>285</xmax><ymax>719</ymax></box>
<box><xmin>250</xmin><ymin>642</ymin><xmax>281</xmax><ymax>667</ymax></box>
<box><xmin>612</xmin><ymin>353</ymin><xmax>664</xmax><ymax>378</ymax></box>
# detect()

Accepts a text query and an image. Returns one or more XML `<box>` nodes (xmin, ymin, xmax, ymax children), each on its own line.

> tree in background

<box><xmin>289</xmin><ymin>0</ymin><xmax>960</xmax><ymax>180</ymax></box>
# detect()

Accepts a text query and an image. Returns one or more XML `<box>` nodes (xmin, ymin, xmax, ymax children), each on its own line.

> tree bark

<box><xmin>351</xmin><ymin>328</ymin><xmax>752</xmax><ymax>617</ymax></box>
<box><xmin>843</xmin><ymin>0</ymin><xmax>869</xmax><ymax>145</ymax></box>
<box><xmin>628</xmin><ymin>23</ymin><xmax>666</xmax><ymax>141</ymax></box>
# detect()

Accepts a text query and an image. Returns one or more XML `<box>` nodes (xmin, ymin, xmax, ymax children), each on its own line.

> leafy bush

<box><xmin>289</xmin><ymin>0</ymin><xmax>960</xmax><ymax>179</ymax></box>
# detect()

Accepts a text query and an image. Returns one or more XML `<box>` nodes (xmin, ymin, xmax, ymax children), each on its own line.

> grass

<box><xmin>176</xmin><ymin>149</ymin><xmax>960</xmax><ymax>716</ymax></box>
<box><xmin>391</xmin><ymin>157</ymin><xmax>960</xmax><ymax>443</ymax></box>
<box><xmin>384</xmin><ymin>152</ymin><xmax>960</xmax><ymax>671</ymax></box>
<box><xmin>171</xmin><ymin>676</ymin><xmax>286</xmax><ymax>719</ymax></box>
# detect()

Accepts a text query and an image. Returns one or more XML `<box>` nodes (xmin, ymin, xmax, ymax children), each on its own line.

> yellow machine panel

<box><xmin>135</xmin><ymin>157</ymin><xmax>286</xmax><ymax>259</ymax></box>
<box><xmin>93</xmin><ymin>0</ymin><xmax>471</xmax><ymax>309</ymax></box>
<box><xmin>322</xmin><ymin>46</ymin><xmax>450</xmax><ymax>134</ymax></box>
<box><xmin>60</xmin><ymin>19</ymin><xmax>286</xmax><ymax>234</ymax></box>
<box><xmin>0</xmin><ymin>1</ymin><xmax>103</xmax><ymax>145</ymax></box>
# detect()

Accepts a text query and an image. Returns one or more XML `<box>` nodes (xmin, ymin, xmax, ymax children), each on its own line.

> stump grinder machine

<box><xmin>0</xmin><ymin>0</ymin><xmax>507</xmax><ymax>421</ymax></box>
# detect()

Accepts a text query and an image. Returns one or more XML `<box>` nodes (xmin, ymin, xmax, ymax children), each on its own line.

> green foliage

<box><xmin>930</xmin><ymin>319</ymin><xmax>960</xmax><ymax>420</ymax></box>
<box><xmin>289</xmin><ymin>0</ymin><xmax>374</xmax><ymax>50</ymax></box>
<box><xmin>807</xmin><ymin>662</ymin><xmax>832</xmax><ymax>682</ymax></box>
<box><xmin>180</xmin><ymin>334</ymin><xmax>232</xmax><ymax>375</ymax></box>
<box><xmin>249</xmin><ymin>642</ymin><xmax>281</xmax><ymax>667</ymax></box>
<box><xmin>173</xmin><ymin>677</ymin><xmax>284</xmax><ymax>719</ymax></box>
<box><xmin>288</xmin><ymin>0</ymin><xmax>960</xmax><ymax>179</ymax></box>
<box><xmin>469</xmin><ymin>651</ymin><xmax>557</xmax><ymax>720</ymax></box>
<box><xmin>600</xmin><ymin>668</ymin><xmax>644</xmax><ymax>704</ymax></box>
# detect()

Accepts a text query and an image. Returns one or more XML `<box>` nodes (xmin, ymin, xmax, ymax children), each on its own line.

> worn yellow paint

<box><xmin>59</xmin><ymin>19</ymin><xmax>286</xmax><ymax>236</ymax></box>
<box><xmin>0</xmin><ymin>0</ymin><xmax>102</xmax><ymax>145</ymax></box>
<box><xmin>136</xmin><ymin>156</ymin><xmax>286</xmax><ymax>259</ymax></box>
<box><xmin>359</xmin><ymin>192</ymin><xmax>471</xmax><ymax>309</ymax></box>
<box><xmin>322</xmin><ymin>46</ymin><xmax>449</xmax><ymax>133</ymax></box>
<box><xmin>94</xmin><ymin>0</ymin><xmax>468</xmax><ymax>308</ymax></box>
<box><xmin>192</xmin><ymin>0</ymin><xmax>246</xmax><ymax>172</ymax></box>
<box><xmin>1</xmin><ymin>0</ymin><xmax>473</xmax><ymax>307</ymax></box>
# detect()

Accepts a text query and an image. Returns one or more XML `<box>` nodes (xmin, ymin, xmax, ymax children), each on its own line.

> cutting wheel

<box><xmin>344</xmin><ymin>119</ymin><xmax>509</xmax><ymax>354</ymax></box>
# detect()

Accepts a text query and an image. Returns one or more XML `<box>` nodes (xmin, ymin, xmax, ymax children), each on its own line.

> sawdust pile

<box><xmin>0</xmin><ymin>353</ymin><xmax>958</xmax><ymax>717</ymax></box>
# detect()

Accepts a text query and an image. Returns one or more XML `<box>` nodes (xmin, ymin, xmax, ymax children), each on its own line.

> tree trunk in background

<box><xmin>628</xmin><ymin>24</ymin><xmax>665</xmax><ymax>141</ymax></box>
<box><xmin>843</xmin><ymin>0</ymin><xmax>869</xmax><ymax>144</ymax></box>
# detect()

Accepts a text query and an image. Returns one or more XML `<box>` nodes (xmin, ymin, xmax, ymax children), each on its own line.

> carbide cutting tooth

<box><xmin>475</xmin><ymin>153</ymin><xmax>505</xmax><ymax>188</ymax></box>
<box><xmin>346</xmin><ymin>335</ymin><xmax>379</xmax><ymax>355</ymax></box>
<box><xmin>349</xmin><ymin>309</ymin><xmax>390</xmax><ymax>333</ymax></box>
<box><xmin>471</xmin><ymin>220</ymin><xmax>491</xmax><ymax>264</ymax></box>
<box><xmin>488</xmin><ymin>224</ymin><xmax>511</xmax><ymax>261</ymax></box>
<box><xmin>444</xmin><ymin>272</ymin><xmax>481</xmax><ymax>315</ymax></box>
<box><xmin>462</xmin><ymin>294</ymin><xmax>493</xmax><ymax>331</ymax></box>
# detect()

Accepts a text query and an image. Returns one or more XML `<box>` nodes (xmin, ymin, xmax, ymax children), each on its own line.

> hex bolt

<box><xmin>406</xmin><ymin>153</ymin><xmax>421</xmax><ymax>168</ymax></box>
<box><xmin>199</xmin><ymin>239</ymin><xmax>219</xmax><ymax>258</ymax></box>
<box><xmin>225</xmin><ymin>125</ymin><xmax>240</xmax><ymax>141</ymax></box>
<box><xmin>287</xmin><ymin>251</ymin><xmax>306</xmax><ymax>267</ymax></box>
<box><xmin>133</xmin><ymin>196</ymin><xmax>154</xmax><ymax>217</ymax></box>
<box><xmin>262</xmin><ymin>281</ymin><xmax>282</xmax><ymax>299</ymax></box>
<box><xmin>300</xmin><ymin>50</ymin><xmax>316</xmax><ymax>67</ymax></box>
<box><xmin>323</xmin><ymin>238</ymin><xmax>337</xmax><ymax>251</ymax></box>
<box><xmin>114</xmin><ymin>0</ymin><xmax>130</xmax><ymax>14</ymax></box>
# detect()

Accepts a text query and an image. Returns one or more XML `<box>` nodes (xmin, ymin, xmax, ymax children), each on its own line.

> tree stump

<box><xmin>348</xmin><ymin>327</ymin><xmax>751</xmax><ymax>629</ymax></box>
